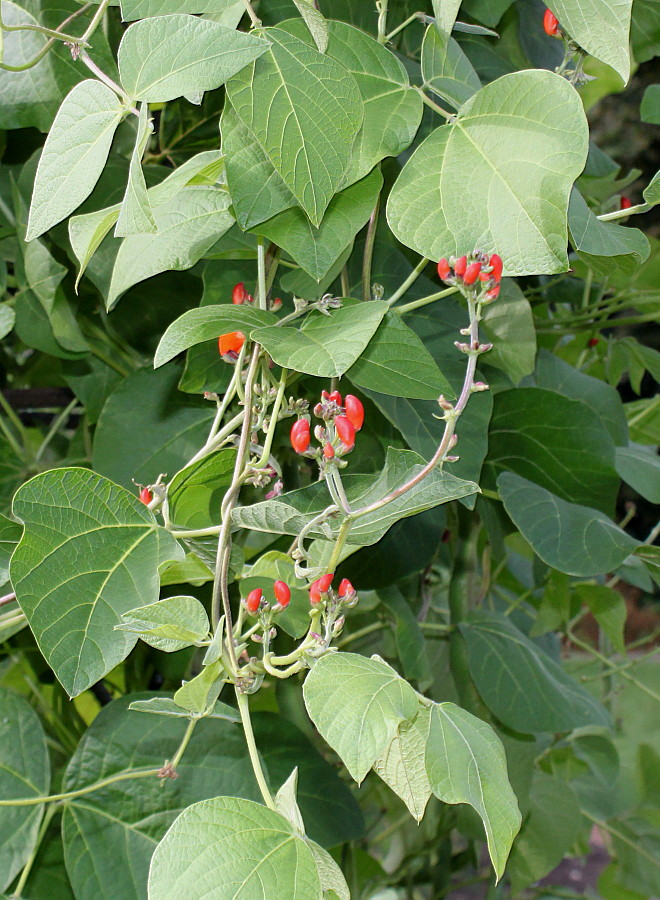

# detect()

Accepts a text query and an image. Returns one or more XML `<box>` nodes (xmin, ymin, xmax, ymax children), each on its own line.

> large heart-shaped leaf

<box><xmin>26</xmin><ymin>81</ymin><xmax>124</xmax><ymax>241</ymax></box>
<box><xmin>251</xmin><ymin>300</ymin><xmax>388</xmax><ymax>377</ymax></box>
<box><xmin>426</xmin><ymin>700</ymin><xmax>521</xmax><ymax>881</ymax></box>
<box><xmin>303</xmin><ymin>653</ymin><xmax>420</xmax><ymax>783</ymax></box>
<box><xmin>118</xmin><ymin>14</ymin><xmax>270</xmax><ymax>102</ymax></box>
<box><xmin>550</xmin><ymin>0</ymin><xmax>633</xmax><ymax>83</ymax></box>
<box><xmin>148</xmin><ymin>797</ymin><xmax>323</xmax><ymax>899</ymax></box>
<box><xmin>459</xmin><ymin>610</ymin><xmax>612</xmax><ymax>733</ymax></box>
<box><xmin>62</xmin><ymin>695</ymin><xmax>260</xmax><ymax>900</ymax></box>
<box><xmin>0</xmin><ymin>689</ymin><xmax>50</xmax><ymax>891</ymax></box>
<box><xmin>387</xmin><ymin>70</ymin><xmax>588</xmax><ymax>275</ymax></box>
<box><xmin>497</xmin><ymin>472</ymin><xmax>640</xmax><ymax>577</ymax></box>
<box><xmin>225</xmin><ymin>27</ymin><xmax>363</xmax><ymax>225</ymax></box>
<box><xmin>10</xmin><ymin>468</ymin><xmax>183</xmax><ymax>696</ymax></box>
<box><xmin>233</xmin><ymin>448</ymin><xmax>479</xmax><ymax>546</ymax></box>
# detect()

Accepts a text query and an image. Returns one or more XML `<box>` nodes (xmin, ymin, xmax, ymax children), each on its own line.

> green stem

<box><xmin>394</xmin><ymin>286</ymin><xmax>458</xmax><ymax>314</ymax></box>
<box><xmin>242</xmin><ymin>0</ymin><xmax>261</xmax><ymax>27</ymax></box>
<box><xmin>79</xmin><ymin>51</ymin><xmax>136</xmax><ymax>111</ymax></box>
<box><xmin>256</xmin><ymin>235</ymin><xmax>268</xmax><ymax>311</ymax></box>
<box><xmin>0</xmin><ymin>5</ymin><xmax>88</xmax><ymax>44</ymax></box>
<box><xmin>169</xmin><ymin>525</ymin><xmax>223</xmax><ymax>539</ymax></box>
<box><xmin>236</xmin><ymin>688</ymin><xmax>276</xmax><ymax>809</ymax></box>
<box><xmin>337</xmin><ymin>620</ymin><xmax>387</xmax><ymax>648</ymax></box>
<box><xmin>376</xmin><ymin>0</ymin><xmax>389</xmax><ymax>41</ymax></box>
<box><xmin>11</xmin><ymin>805</ymin><xmax>57</xmax><ymax>896</ymax></box>
<box><xmin>0</xmin><ymin>768</ymin><xmax>161</xmax><ymax>807</ymax></box>
<box><xmin>0</xmin><ymin>36</ymin><xmax>55</xmax><ymax>71</ymax></box>
<box><xmin>386</xmin><ymin>257</ymin><xmax>429</xmax><ymax>306</ymax></box>
<box><xmin>568</xmin><ymin>631</ymin><xmax>660</xmax><ymax>703</ymax></box>
<box><xmin>385</xmin><ymin>11</ymin><xmax>420</xmax><ymax>42</ymax></box>
<box><xmin>416</xmin><ymin>86</ymin><xmax>453</xmax><ymax>119</ymax></box>
<box><xmin>253</xmin><ymin>368</ymin><xmax>288</xmax><ymax>468</ymax></box>
<box><xmin>34</xmin><ymin>398</ymin><xmax>78</xmax><ymax>463</ymax></box>
<box><xmin>581</xmin><ymin>267</ymin><xmax>593</xmax><ymax>309</ymax></box>
<box><xmin>86</xmin><ymin>343</ymin><xmax>131</xmax><ymax>377</ymax></box>
<box><xmin>78</xmin><ymin>0</ymin><xmax>109</xmax><ymax>44</ymax></box>
<box><xmin>327</xmin><ymin>516</ymin><xmax>354</xmax><ymax>572</ymax></box>
<box><xmin>584</xmin><ymin>812</ymin><xmax>660</xmax><ymax>873</ymax></box>
<box><xmin>598</xmin><ymin>202</ymin><xmax>650</xmax><ymax>221</ymax></box>
<box><xmin>362</xmin><ymin>193</ymin><xmax>381</xmax><ymax>301</ymax></box>
<box><xmin>169</xmin><ymin>718</ymin><xmax>197</xmax><ymax>769</ymax></box>
<box><xmin>0</xmin><ymin>391</ymin><xmax>29</xmax><ymax>456</ymax></box>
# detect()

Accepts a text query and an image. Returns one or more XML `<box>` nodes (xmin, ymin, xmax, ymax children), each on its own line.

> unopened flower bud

<box><xmin>438</xmin><ymin>395</ymin><xmax>454</xmax><ymax>411</ymax></box>
<box><xmin>332</xmin><ymin>616</ymin><xmax>345</xmax><ymax>635</ymax></box>
<box><xmin>454</xmin><ymin>341</ymin><xmax>470</xmax><ymax>354</ymax></box>
<box><xmin>472</xmin><ymin>381</ymin><xmax>489</xmax><ymax>392</ymax></box>
<box><xmin>448</xmin><ymin>434</ymin><xmax>458</xmax><ymax>449</ymax></box>
<box><xmin>445</xmin><ymin>454</ymin><xmax>460</xmax><ymax>462</ymax></box>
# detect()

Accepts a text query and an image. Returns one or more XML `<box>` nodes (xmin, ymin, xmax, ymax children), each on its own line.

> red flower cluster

<box><xmin>290</xmin><ymin>391</ymin><xmax>365</xmax><ymax>458</ymax></box>
<box><xmin>437</xmin><ymin>252</ymin><xmax>503</xmax><ymax>302</ymax></box>
<box><xmin>218</xmin><ymin>283</ymin><xmax>283</xmax><ymax>361</ymax></box>
<box><xmin>308</xmin><ymin>573</ymin><xmax>356</xmax><ymax>606</ymax></box>
<box><xmin>244</xmin><ymin>580</ymin><xmax>292</xmax><ymax>615</ymax></box>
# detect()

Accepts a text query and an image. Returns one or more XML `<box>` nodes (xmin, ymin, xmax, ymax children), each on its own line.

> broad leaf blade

<box><xmin>422</xmin><ymin>27</ymin><xmax>481</xmax><ymax>109</ymax></box>
<box><xmin>155</xmin><ymin>305</ymin><xmax>277</xmax><ymax>368</ymax></box>
<box><xmin>225</xmin><ymin>27</ymin><xmax>363</xmax><ymax>225</ymax></box>
<box><xmin>303</xmin><ymin>652</ymin><xmax>420</xmax><ymax>783</ymax></box>
<box><xmin>0</xmin><ymin>688</ymin><xmax>50</xmax><ymax>892</ymax></box>
<box><xmin>498</xmin><ymin>472</ymin><xmax>640</xmax><ymax>577</ymax></box>
<box><xmin>26</xmin><ymin>80</ymin><xmax>123</xmax><ymax>241</ymax></box>
<box><xmin>10</xmin><ymin>468</ymin><xmax>183</xmax><ymax>696</ymax></box>
<box><xmin>387</xmin><ymin>70</ymin><xmax>588</xmax><ymax>276</ymax></box>
<box><xmin>550</xmin><ymin>0</ymin><xmax>632</xmax><ymax>82</ymax></box>
<box><xmin>569</xmin><ymin>189</ymin><xmax>649</xmax><ymax>276</ymax></box>
<box><xmin>115</xmin><ymin>102</ymin><xmax>157</xmax><ymax>237</ymax></box>
<box><xmin>426</xmin><ymin>701</ymin><xmax>521</xmax><ymax>880</ymax></box>
<box><xmin>373</xmin><ymin>706</ymin><xmax>432</xmax><ymax>821</ymax></box>
<box><xmin>148</xmin><ymin>797</ymin><xmax>322</xmax><ymax>899</ymax></box>
<box><xmin>251</xmin><ymin>300</ymin><xmax>388</xmax><ymax>378</ymax></box>
<box><xmin>118</xmin><ymin>14</ymin><xmax>270</xmax><ymax>102</ymax></box>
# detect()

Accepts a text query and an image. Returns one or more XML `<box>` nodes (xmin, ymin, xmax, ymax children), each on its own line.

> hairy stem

<box><xmin>386</xmin><ymin>257</ymin><xmax>429</xmax><ymax>306</ymax></box>
<box><xmin>362</xmin><ymin>194</ymin><xmax>381</xmax><ymax>301</ymax></box>
<box><xmin>236</xmin><ymin>688</ymin><xmax>276</xmax><ymax>809</ymax></box>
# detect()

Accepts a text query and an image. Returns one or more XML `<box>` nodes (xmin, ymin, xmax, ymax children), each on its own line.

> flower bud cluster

<box><xmin>290</xmin><ymin>390</ymin><xmax>365</xmax><ymax>463</ymax></box>
<box><xmin>306</xmin><ymin>574</ymin><xmax>358</xmax><ymax>647</ymax></box>
<box><xmin>437</xmin><ymin>251</ymin><xmax>502</xmax><ymax>304</ymax></box>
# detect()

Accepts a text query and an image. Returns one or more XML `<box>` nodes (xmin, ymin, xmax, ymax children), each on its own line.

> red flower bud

<box><xmin>344</xmin><ymin>395</ymin><xmax>364</xmax><ymax>431</ymax></box>
<box><xmin>463</xmin><ymin>262</ymin><xmax>481</xmax><ymax>285</ymax></box>
<box><xmin>453</xmin><ymin>256</ymin><xmax>467</xmax><ymax>277</ymax></box>
<box><xmin>488</xmin><ymin>254</ymin><xmax>503</xmax><ymax>280</ymax></box>
<box><xmin>321</xmin><ymin>390</ymin><xmax>330</xmax><ymax>400</ymax></box>
<box><xmin>218</xmin><ymin>331</ymin><xmax>245</xmax><ymax>356</ymax></box>
<box><xmin>246</xmin><ymin>588</ymin><xmax>263</xmax><ymax>614</ymax></box>
<box><xmin>543</xmin><ymin>7</ymin><xmax>559</xmax><ymax>35</ymax></box>
<box><xmin>273</xmin><ymin>580</ymin><xmax>291</xmax><ymax>607</ymax></box>
<box><xmin>328</xmin><ymin>390</ymin><xmax>342</xmax><ymax>405</ymax></box>
<box><xmin>338</xmin><ymin>578</ymin><xmax>354</xmax><ymax>598</ymax></box>
<box><xmin>309</xmin><ymin>579</ymin><xmax>322</xmax><ymax>604</ymax></box>
<box><xmin>588</xmin><ymin>337</ymin><xmax>600</xmax><ymax>348</ymax></box>
<box><xmin>232</xmin><ymin>282</ymin><xmax>249</xmax><ymax>305</ymax></box>
<box><xmin>139</xmin><ymin>487</ymin><xmax>153</xmax><ymax>505</ymax></box>
<box><xmin>290</xmin><ymin>418</ymin><xmax>311</xmax><ymax>454</ymax></box>
<box><xmin>323</xmin><ymin>443</ymin><xmax>335</xmax><ymax>459</ymax></box>
<box><xmin>271</xmin><ymin>297</ymin><xmax>283</xmax><ymax>310</ymax></box>
<box><xmin>437</xmin><ymin>258</ymin><xmax>451</xmax><ymax>280</ymax></box>
<box><xmin>485</xmin><ymin>284</ymin><xmax>501</xmax><ymax>300</ymax></box>
<box><xmin>335</xmin><ymin>415</ymin><xmax>355</xmax><ymax>450</ymax></box>
<box><xmin>620</xmin><ymin>196</ymin><xmax>632</xmax><ymax>210</ymax></box>
<box><xmin>318</xmin><ymin>573</ymin><xmax>333</xmax><ymax>593</ymax></box>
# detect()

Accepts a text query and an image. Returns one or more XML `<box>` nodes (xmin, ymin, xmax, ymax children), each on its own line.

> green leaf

<box><xmin>568</xmin><ymin>189</ymin><xmax>650</xmax><ymax>276</ymax></box>
<box><xmin>0</xmin><ymin>512</ymin><xmax>22</xmax><ymax>586</ymax></box>
<box><xmin>116</xmin><ymin>595</ymin><xmax>210</xmax><ymax>651</ymax></box>
<box><xmin>486</xmin><ymin>387</ymin><xmax>619</xmax><ymax>515</ymax></box>
<box><xmin>241</xmin><ymin>552</ymin><xmax>310</xmax><ymax>639</ymax></box>
<box><xmin>644</xmin><ymin>169</ymin><xmax>660</xmax><ymax>205</ymax></box>
<box><xmin>307</xmin><ymin>840</ymin><xmax>350</xmax><ymax>900</ymax></box>
<box><xmin>615</xmin><ymin>444</ymin><xmax>660</xmax><ymax>502</ymax></box>
<box><xmin>107</xmin><ymin>186</ymin><xmax>235</xmax><ymax>308</ymax></box>
<box><xmin>0</xmin><ymin>688</ymin><xmax>50</xmax><ymax>892</ymax></box>
<box><xmin>373</xmin><ymin>705</ymin><xmax>432</xmax><ymax>821</ymax></box>
<box><xmin>254</xmin><ymin>168</ymin><xmax>383</xmax><ymax>281</ymax></box>
<box><xmin>459</xmin><ymin>0</ymin><xmax>513</xmax><ymax>27</ymax></box>
<box><xmin>154</xmin><ymin>305</ymin><xmax>277</xmax><ymax>368</ymax></box>
<box><xmin>120</xmin><ymin>0</ymin><xmax>243</xmax><ymax>18</ymax></box>
<box><xmin>347</xmin><ymin>311</ymin><xmax>453</xmax><ymax>399</ymax></box>
<box><xmin>115</xmin><ymin>102</ymin><xmax>156</xmax><ymax>237</ymax></box>
<box><xmin>550</xmin><ymin>0</ymin><xmax>633</xmax><ymax>82</ymax></box>
<box><xmin>574</xmin><ymin>584</ymin><xmax>627</xmax><ymax>655</ymax></box>
<box><xmin>425</xmin><ymin>700</ymin><xmax>521</xmax><ymax>880</ymax></box>
<box><xmin>62</xmin><ymin>695</ymin><xmax>260</xmax><ymax>900</ymax></box>
<box><xmin>168</xmin><ymin>449</ymin><xmax>236</xmax><ymax>530</ymax></box>
<box><xmin>251</xmin><ymin>300</ymin><xmax>388</xmax><ymax>378</ymax></box>
<box><xmin>233</xmin><ymin>448</ymin><xmax>479</xmax><ymax>547</ymax></box>
<box><xmin>252</xmin><ymin>711</ymin><xmax>365</xmax><ymax>848</ymax></box>
<box><xmin>221</xmin><ymin>102</ymin><xmax>297</xmax><ymax>230</ymax></box>
<box><xmin>128</xmin><ymin>696</ymin><xmax>241</xmax><ymax>722</ymax></box>
<box><xmin>387</xmin><ymin>70</ymin><xmax>588</xmax><ymax>276</ymax></box>
<box><xmin>70</xmin><ymin>150</ymin><xmax>222</xmax><ymax>286</ymax></box>
<box><xmin>148</xmin><ymin>797</ymin><xmax>323</xmax><ymax>899</ymax></box>
<box><xmin>292</xmin><ymin>0</ymin><xmax>328</xmax><ymax>52</ymax></box>
<box><xmin>118</xmin><ymin>14</ymin><xmax>270</xmax><ymax>102</ymax></box>
<box><xmin>498</xmin><ymin>472</ymin><xmax>640</xmax><ymax>577</ymax></box>
<box><xmin>377</xmin><ymin>585</ymin><xmax>432</xmax><ymax>688</ymax></box>
<box><xmin>282</xmin><ymin>19</ymin><xmax>423</xmax><ymax>187</ymax></box>
<box><xmin>174</xmin><ymin>660</ymin><xmax>223</xmax><ymax>713</ymax></box>
<box><xmin>432</xmin><ymin>0</ymin><xmax>463</xmax><ymax>41</ymax></box>
<box><xmin>10</xmin><ymin>468</ymin><xmax>183</xmax><ymax>696</ymax></box>
<box><xmin>631</xmin><ymin>0</ymin><xmax>660</xmax><ymax>63</ymax></box>
<box><xmin>0</xmin><ymin>304</ymin><xmax>15</xmax><ymax>341</ymax></box>
<box><xmin>531</xmin><ymin>349</ymin><xmax>628</xmax><ymax>446</ymax></box>
<box><xmin>303</xmin><ymin>652</ymin><xmax>420</xmax><ymax>783</ymax></box>
<box><xmin>507</xmin><ymin>772</ymin><xmax>582</xmax><ymax>894</ymax></box>
<box><xmin>422</xmin><ymin>27</ymin><xmax>481</xmax><ymax>109</ymax></box>
<box><xmin>225</xmin><ymin>26</ymin><xmax>363</xmax><ymax>225</ymax></box>
<box><xmin>25</xmin><ymin>80</ymin><xmax>123</xmax><ymax>241</ymax></box>
<box><xmin>93</xmin><ymin>365</ymin><xmax>214</xmax><ymax>490</ymax></box>
<box><xmin>625</xmin><ymin>395</ymin><xmax>660</xmax><ymax>444</ymax></box>
<box><xmin>62</xmin><ymin>356</ymin><xmax>122</xmax><ymax>425</ymax></box>
<box><xmin>480</xmin><ymin>280</ymin><xmax>536</xmax><ymax>385</ymax></box>
<box><xmin>459</xmin><ymin>610</ymin><xmax>612</xmax><ymax>732</ymax></box>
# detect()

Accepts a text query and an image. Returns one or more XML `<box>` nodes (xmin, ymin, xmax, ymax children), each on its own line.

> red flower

<box><xmin>218</xmin><ymin>331</ymin><xmax>245</xmax><ymax>356</ymax></box>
